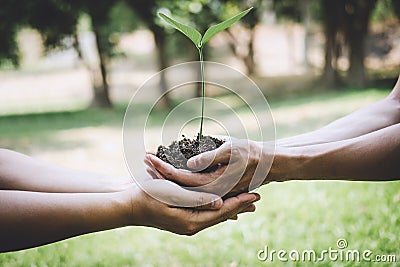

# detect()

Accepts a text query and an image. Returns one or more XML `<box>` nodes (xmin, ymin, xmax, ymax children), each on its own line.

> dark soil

<box><xmin>156</xmin><ymin>134</ymin><xmax>225</xmax><ymax>172</ymax></box>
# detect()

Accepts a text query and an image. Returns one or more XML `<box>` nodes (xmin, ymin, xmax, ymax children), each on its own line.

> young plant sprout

<box><xmin>158</xmin><ymin>7</ymin><xmax>253</xmax><ymax>140</ymax></box>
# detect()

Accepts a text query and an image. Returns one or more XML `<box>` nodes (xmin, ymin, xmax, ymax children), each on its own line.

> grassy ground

<box><xmin>0</xmin><ymin>88</ymin><xmax>399</xmax><ymax>266</ymax></box>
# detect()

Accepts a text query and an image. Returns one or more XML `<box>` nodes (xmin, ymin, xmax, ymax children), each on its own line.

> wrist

<box><xmin>266</xmin><ymin>145</ymin><xmax>315</xmax><ymax>182</ymax></box>
<box><xmin>115</xmin><ymin>184</ymin><xmax>142</xmax><ymax>227</ymax></box>
<box><xmin>255</xmin><ymin>141</ymin><xmax>276</xmax><ymax>184</ymax></box>
<box><xmin>120</xmin><ymin>184</ymin><xmax>151</xmax><ymax>227</ymax></box>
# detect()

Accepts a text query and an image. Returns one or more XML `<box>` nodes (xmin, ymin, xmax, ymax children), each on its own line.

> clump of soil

<box><xmin>156</xmin><ymin>134</ymin><xmax>225</xmax><ymax>172</ymax></box>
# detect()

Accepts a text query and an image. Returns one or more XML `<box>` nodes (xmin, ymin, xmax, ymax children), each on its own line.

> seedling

<box><xmin>156</xmin><ymin>7</ymin><xmax>253</xmax><ymax>171</ymax></box>
<box><xmin>158</xmin><ymin>7</ymin><xmax>253</xmax><ymax>140</ymax></box>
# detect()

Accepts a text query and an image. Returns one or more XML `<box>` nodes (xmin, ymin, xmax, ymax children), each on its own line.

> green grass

<box><xmin>0</xmin><ymin>88</ymin><xmax>399</xmax><ymax>266</ymax></box>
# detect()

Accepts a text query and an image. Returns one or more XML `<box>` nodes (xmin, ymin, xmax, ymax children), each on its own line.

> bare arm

<box><xmin>0</xmin><ymin>149</ymin><xmax>130</xmax><ymax>193</ymax></box>
<box><xmin>277</xmin><ymin>78</ymin><xmax>400</xmax><ymax>147</ymax></box>
<box><xmin>146</xmin><ymin>77</ymin><xmax>400</xmax><ymax>193</ymax></box>
<box><xmin>146</xmin><ymin>123</ymin><xmax>399</xmax><ymax>197</ymax></box>
<box><xmin>271</xmin><ymin>123</ymin><xmax>400</xmax><ymax>182</ymax></box>
<box><xmin>0</xmin><ymin>190</ymin><xmax>129</xmax><ymax>252</ymax></box>
<box><xmin>0</xmin><ymin>150</ymin><xmax>260</xmax><ymax>252</ymax></box>
<box><xmin>277</xmin><ymin>91</ymin><xmax>400</xmax><ymax>147</ymax></box>
<box><xmin>0</xmin><ymin>182</ymin><xmax>259</xmax><ymax>252</ymax></box>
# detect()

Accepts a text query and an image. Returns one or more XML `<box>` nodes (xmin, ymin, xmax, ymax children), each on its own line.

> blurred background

<box><xmin>0</xmin><ymin>0</ymin><xmax>399</xmax><ymax>266</ymax></box>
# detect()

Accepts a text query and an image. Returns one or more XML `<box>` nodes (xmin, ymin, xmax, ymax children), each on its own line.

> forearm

<box><xmin>0</xmin><ymin>149</ymin><xmax>131</xmax><ymax>193</ymax></box>
<box><xmin>0</xmin><ymin>189</ymin><xmax>131</xmax><ymax>252</ymax></box>
<box><xmin>277</xmin><ymin>96</ymin><xmax>400</xmax><ymax>147</ymax></box>
<box><xmin>270</xmin><ymin>123</ymin><xmax>400</xmax><ymax>182</ymax></box>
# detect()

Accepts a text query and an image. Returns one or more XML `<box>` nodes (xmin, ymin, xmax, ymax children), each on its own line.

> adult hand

<box><xmin>126</xmin><ymin>179</ymin><xmax>260</xmax><ymax>235</ymax></box>
<box><xmin>145</xmin><ymin>137</ymin><xmax>274</xmax><ymax>198</ymax></box>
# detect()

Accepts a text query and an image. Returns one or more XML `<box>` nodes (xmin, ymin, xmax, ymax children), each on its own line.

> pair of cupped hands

<box><xmin>137</xmin><ymin>136</ymin><xmax>273</xmax><ymax>235</ymax></box>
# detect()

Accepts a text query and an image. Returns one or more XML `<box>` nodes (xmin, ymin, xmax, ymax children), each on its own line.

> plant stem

<box><xmin>198</xmin><ymin>47</ymin><xmax>205</xmax><ymax>140</ymax></box>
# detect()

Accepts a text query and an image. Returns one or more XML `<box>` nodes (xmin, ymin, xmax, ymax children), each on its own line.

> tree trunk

<box><xmin>321</xmin><ymin>1</ymin><xmax>342</xmax><ymax>87</ymax></box>
<box><xmin>226</xmin><ymin>28</ymin><xmax>256</xmax><ymax>76</ymax></box>
<box><xmin>393</xmin><ymin>1</ymin><xmax>400</xmax><ymax>18</ymax></box>
<box><xmin>347</xmin><ymin>35</ymin><xmax>366</xmax><ymax>88</ymax></box>
<box><xmin>152</xmin><ymin>27</ymin><xmax>172</xmax><ymax>108</ymax></box>
<box><xmin>345</xmin><ymin>0</ymin><xmax>376</xmax><ymax>88</ymax></box>
<box><xmin>324</xmin><ymin>33</ymin><xmax>337</xmax><ymax>85</ymax></box>
<box><xmin>299</xmin><ymin>0</ymin><xmax>311</xmax><ymax>71</ymax></box>
<box><xmin>91</xmin><ymin>25</ymin><xmax>112</xmax><ymax>108</ymax></box>
<box><xmin>244</xmin><ymin>29</ymin><xmax>256</xmax><ymax>76</ymax></box>
<box><xmin>72</xmin><ymin>31</ymin><xmax>85</xmax><ymax>68</ymax></box>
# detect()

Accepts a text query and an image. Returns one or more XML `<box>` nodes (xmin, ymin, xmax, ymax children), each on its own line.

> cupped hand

<box><xmin>145</xmin><ymin>137</ymin><xmax>274</xmax><ymax>198</ymax></box>
<box><xmin>126</xmin><ymin>179</ymin><xmax>260</xmax><ymax>235</ymax></box>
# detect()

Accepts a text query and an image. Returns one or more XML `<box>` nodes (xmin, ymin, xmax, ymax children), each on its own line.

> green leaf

<box><xmin>201</xmin><ymin>7</ymin><xmax>253</xmax><ymax>45</ymax></box>
<box><xmin>158</xmin><ymin>12</ymin><xmax>202</xmax><ymax>47</ymax></box>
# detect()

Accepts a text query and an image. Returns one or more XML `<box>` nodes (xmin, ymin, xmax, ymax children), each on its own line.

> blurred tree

<box><xmin>391</xmin><ymin>1</ymin><xmax>400</xmax><ymax>23</ymax></box>
<box><xmin>223</xmin><ymin>0</ymin><xmax>265</xmax><ymax>75</ymax></box>
<box><xmin>0</xmin><ymin>1</ymin><xmax>27</xmax><ymax>66</ymax></box>
<box><xmin>0</xmin><ymin>0</ymin><xmax>120</xmax><ymax>108</ymax></box>
<box><xmin>273</xmin><ymin>0</ymin><xmax>314</xmax><ymax>72</ymax></box>
<box><xmin>0</xmin><ymin>0</ymin><xmax>79</xmax><ymax>66</ymax></box>
<box><xmin>73</xmin><ymin>0</ymin><xmax>118</xmax><ymax>108</ymax></box>
<box><xmin>74</xmin><ymin>1</ymin><xmax>139</xmax><ymax>107</ymax></box>
<box><xmin>342</xmin><ymin>0</ymin><xmax>377</xmax><ymax>88</ymax></box>
<box><xmin>321</xmin><ymin>0</ymin><xmax>344</xmax><ymax>87</ymax></box>
<box><xmin>153</xmin><ymin>0</ymin><xmax>259</xmax><ymax>97</ymax></box>
<box><xmin>299</xmin><ymin>0</ymin><xmax>312</xmax><ymax>70</ymax></box>
<box><xmin>26</xmin><ymin>1</ymin><xmax>79</xmax><ymax>48</ymax></box>
<box><xmin>151</xmin><ymin>0</ymin><xmax>222</xmax><ymax>97</ymax></box>
<box><xmin>320</xmin><ymin>0</ymin><xmax>377</xmax><ymax>88</ymax></box>
<box><xmin>125</xmin><ymin>0</ymin><xmax>173</xmax><ymax>107</ymax></box>
<box><xmin>371</xmin><ymin>0</ymin><xmax>395</xmax><ymax>22</ymax></box>
<box><xmin>274</xmin><ymin>0</ymin><xmax>377</xmax><ymax>88</ymax></box>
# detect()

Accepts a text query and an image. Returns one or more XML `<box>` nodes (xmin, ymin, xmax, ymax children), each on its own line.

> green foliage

<box><xmin>25</xmin><ymin>1</ymin><xmax>79</xmax><ymax>49</ymax></box>
<box><xmin>155</xmin><ymin>0</ymin><xmax>222</xmax><ymax>34</ymax></box>
<box><xmin>222</xmin><ymin>0</ymin><xmax>262</xmax><ymax>28</ymax></box>
<box><xmin>158</xmin><ymin>7</ymin><xmax>252</xmax><ymax>138</ymax></box>
<box><xmin>158</xmin><ymin>13</ymin><xmax>202</xmax><ymax>47</ymax></box>
<box><xmin>201</xmin><ymin>7</ymin><xmax>253</xmax><ymax>45</ymax></box>
<box><xmin>108</xmin><ymin>2</ymin><xmax>140</xmax><ymax>34</ymax></box>
<box><xmin>0</xmin><ymin>0</ymin><xmax>23</xmax><ymax>66</ymax></box>
<box><xmin>158</xmin><ymin>7</ymin><xmax>253</xmax><ymax>48</ymax></box>
<box><xmin>272</xmin><ymin>0</ymin><xmax>322</xmax><ymax>23</ymax></box>
<box><xmin>272</xmin><ymin>0</ymin><xmax>301</xmax><ymax>22</ymax></box>
<box><xmin>371</xmin><ymin>0</ymin><xmax>395</xmax><ymax>22</ymax></box>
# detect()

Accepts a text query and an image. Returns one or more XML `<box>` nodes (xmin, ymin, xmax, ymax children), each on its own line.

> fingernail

<box><xmin>211</xmin><ymin>198</ymin><xmax>223</xmax><ymax>209</ymax></box>
<box><xmin>251</xmin><ymin>194</ymin><xmax>261</xmax><ymax>202</ymax></box>
<box><xmin>246</xmin><ymin>195</ymin><xmax>259</xmax><ymax>203</ymax></box>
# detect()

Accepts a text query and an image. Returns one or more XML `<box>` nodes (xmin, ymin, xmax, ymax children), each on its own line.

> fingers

<box><xmin>238</xmin><ymin>203</ymin><xmax>256</xmax><ymax>213</ymax></box>
<box><xmin>146</xmin><ymin>168</ymin><xmax>165</xmax><ymax>180</ymax></box>
<box><xmin>198</xmin><ymin>193</ymin><xmax>260</xmax><ymax>226</ymax></box>
<box><xmin>229</xmin><ymin>214</ymin><xmax>238</xmax><ymax>220</ymax></box>
<box><xmin>187</xmin><ymin>142</ymin><xmax>233</xmax><ymax>170</ymax></box>
<box><xmin>218</xmin><ymin>193</ymin><xmax>260</xmax><ymax>221</ymax></box>
<box><xmin>228</xmin><ymin>203</ymin><xmax>256</xmax><ymax>220</ymax></box>
<box><xmin>145</xmin><ymin>154</ymin><xmax>210</xmax><ymax>186</ymax></box>
<box><xmin>142</xmin><ymin>179</ymin><xmax>223</xmax><ymax>210</ymax></box>
<box><xmin>167</xmin><ymin>192</ymin><xmax>260</xmax><ymax>235</ymax></box>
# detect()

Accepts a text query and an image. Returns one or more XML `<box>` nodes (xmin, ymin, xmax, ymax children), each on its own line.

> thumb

<box><xmin>187</xmin><ymin>142</ymin><xmax>232</xmax><ymax>170</ymax></box>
